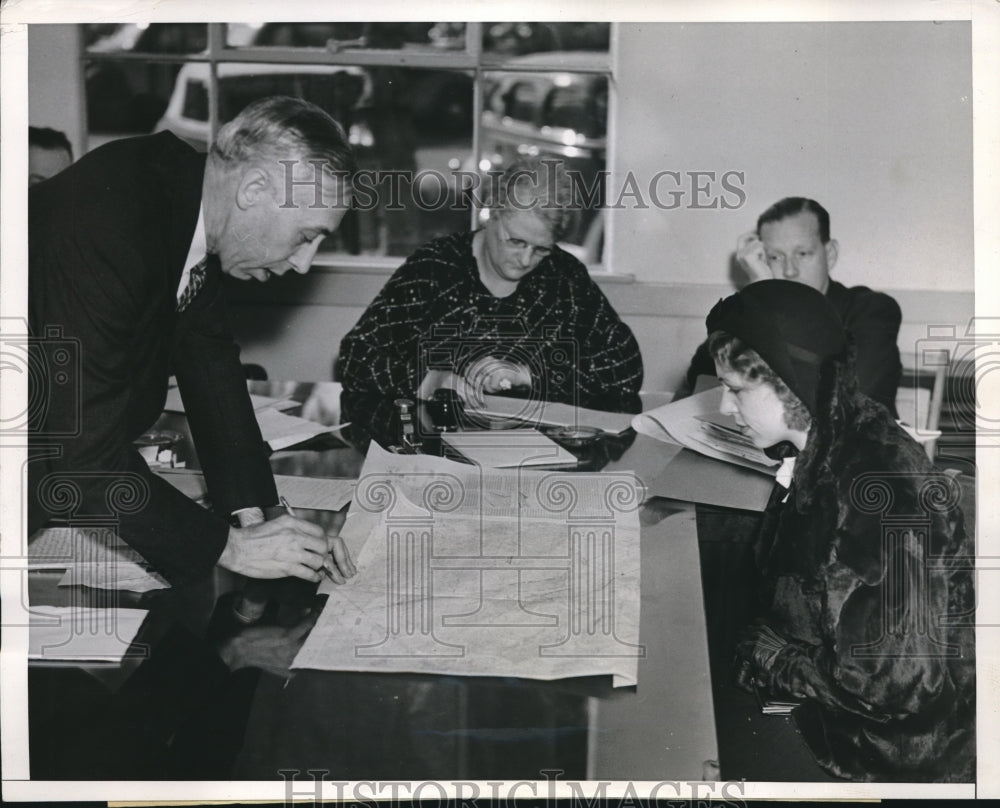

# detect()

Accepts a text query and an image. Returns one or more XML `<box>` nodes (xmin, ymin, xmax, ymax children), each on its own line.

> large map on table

<box><xmin>293</xmin><ymin>442</ymin><xmax>644</xmax><ymax>686</ymax></box>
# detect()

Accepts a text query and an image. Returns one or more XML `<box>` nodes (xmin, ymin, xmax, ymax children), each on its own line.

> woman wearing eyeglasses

<box><xmin>706</xmin><ymin>280</ymin><xmax>974</xmax><ymax>782</ymax></box>
<box><xmin>336</xmin><ymin>157</ymin><xmax>644</xmax><ymax>414</ymax></box>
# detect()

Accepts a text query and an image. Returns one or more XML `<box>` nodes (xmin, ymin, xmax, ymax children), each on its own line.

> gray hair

<box><xmin>492</xmin><ymin>157</ymin><xmax>577</xmax><ymax>240</ymax></box>
<box><xmin>210</xmin><ymin>96</ymin><xmax>356</xmax><ymax>182</ymax></box>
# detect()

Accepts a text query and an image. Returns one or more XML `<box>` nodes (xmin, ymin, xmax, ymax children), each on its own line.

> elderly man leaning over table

<box><xmin>335</xmin><ymin>158</ymin><xmax>644</xmax><ymax>415</ymax></box>
<box><xmin>28</xmin><ymin>96</ymin><xmax>357</xmax><ymax>587</ymax></box>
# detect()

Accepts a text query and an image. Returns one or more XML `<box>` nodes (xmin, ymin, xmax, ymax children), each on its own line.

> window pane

<box><xmin>482</xmin><ymin>22</ymin><xmax>609</xmax><ymax>56</ymax></box>
<box><xmin>338</xmin><ymin>65</ymin><xmax>474</xmax><ymax>256</ymax></box>
<box><xmin>84</xmin><ymin>23</ymin><xmax>207</xmax><ymax>55</ymax></box>
<box><xmin>479</xmin><ymin>69</ymin><xmax>607</xmax><ymax>262</ymax></box>
<box><xmin>225</xmin><ymin>22</ymin><xmax>467</xmax><ymax>52</ymax></box>
<box><xmin>146</xmin><ymin>62</ymin><xmax>473</xmax><ymax>258</ymax></box>
<box><xmin>78</xmin><ymin>22</ymin><xmax>612</xmax><ymax>267</ymax></box>
<box><xmin>84</xmin><ymin>58</ymin><xmax>184</xmax><ymax>139</ymax></box>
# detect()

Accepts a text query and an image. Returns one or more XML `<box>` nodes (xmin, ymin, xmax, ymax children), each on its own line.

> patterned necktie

<box><xmin>177</xmin><ymin>256</ymin><xmax>209</xmax><ymax>313</ymax></box>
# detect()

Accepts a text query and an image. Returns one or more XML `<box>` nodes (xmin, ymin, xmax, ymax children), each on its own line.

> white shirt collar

<box><xmin>776</xmin><ymin>456</ymin><xmax>796</xmax><ymax>492</ymax></box>
<box><xmin>176</xmin><ymin>204</ymin><xmax>208</xmax><ymax>302</ymax></box>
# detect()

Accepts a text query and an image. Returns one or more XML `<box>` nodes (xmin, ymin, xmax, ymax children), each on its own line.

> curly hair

<box><xmin>708</xmin><ymin>330</ymin><xmax>812</xmax><ymax>432</ymax></box>
<box><xmin>490</xmin><ymin>157</ymin><xmax>577</xmax><ymax>241</ymax></box>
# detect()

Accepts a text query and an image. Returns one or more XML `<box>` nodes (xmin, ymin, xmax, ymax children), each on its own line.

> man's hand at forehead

<box><xmin>735</xmin><ymin>230</ymin><xmax>771</xmax><ymax>284</ymax></box>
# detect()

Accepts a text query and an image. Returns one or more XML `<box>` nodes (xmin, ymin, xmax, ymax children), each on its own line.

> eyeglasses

<box><xmin>495</xmin><ymin>215</ymin><xmax>554</xmax><ymax>260</ymax></box>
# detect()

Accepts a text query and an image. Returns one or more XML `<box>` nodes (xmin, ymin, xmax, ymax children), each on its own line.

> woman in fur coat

<box><xmin>705</xmin><ymin>280</ymin><xmax>975</xmax><ymax>782</ymax></box>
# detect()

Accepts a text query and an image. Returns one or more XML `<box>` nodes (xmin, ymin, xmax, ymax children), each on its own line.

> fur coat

<box><xmin>737</xmin><ymin>353</ymin><xmax>975</xmax><ymax>782</ymax></box>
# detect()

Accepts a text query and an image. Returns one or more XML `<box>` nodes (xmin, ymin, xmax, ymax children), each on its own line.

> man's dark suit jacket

<box><xmin>28</xmin><ymin>131</ymin><xmax>277</xmax><ymax>584</ymax></box>
<box><xmin>685</xmin><ymin>279</ymin><xmax>903</xmax><ymax>415</ymax></box>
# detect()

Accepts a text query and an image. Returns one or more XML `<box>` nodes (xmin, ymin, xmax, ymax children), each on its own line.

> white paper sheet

<box><xmin>441</xmin><ymin>429</ymin><xmax>578</xmax><ymax>468</ymax></box>
<box><xmin>294</xmin><ymin>442</ymin><xmax>643</xmax><ymax>687</ymax></box>
<box><xmin>28</xmin><ymin>526</ymin><xmax>145</xmax><ymax>570</ymax></box>
<box><xmin>163</xmin><ymin>384</ymin><xmax>296</xmax><ymax>413</ymax></box>
<box><xmin>156</xmin><ymin>469</ymin><xmax>355</xmax><ymax>511</ymax></box>
<box><xmin>58</xmin><ymin>562</ymin><xmax>170</xmax><ymax>593</ymax></box>
<box><xmin>28</xmin><ymin>606</ymin><xmax>149</xmax><ymax>663</ymax></box>
<box><xmin>255</xmin><ymin>407</ymin><xmax>338</xmax><ymax>451</ymax></box>
<box><xmin>28</xmin><ymin>526</ymin><xmax>170</xmax><ymax>591</ymax></box>
<box><xmin>465</xmin><ymin>395</ymin><xmax>634</xmax><ymax>435</ymax></box>
<box><xmin>274</xmin><ymin>474</ymin><xmax>356</xmax><ymax>512</ymax></box>
<box><xmin>631</xmin><ymin>386</ymin><xmax>778</xmax><ymax>475</ymax></box>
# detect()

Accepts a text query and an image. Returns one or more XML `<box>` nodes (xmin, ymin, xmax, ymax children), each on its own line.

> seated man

<box><xmin>683</xmin><ymin>197</ymin><xmax>902</xmax><ymax>414</ymax></box>
<box><xmin>338</xmin><ymin>158</ymin><xmax>644</xmax><ymax>413</ymax></box>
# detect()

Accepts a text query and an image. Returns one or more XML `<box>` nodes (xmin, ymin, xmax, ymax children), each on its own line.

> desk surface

<box><xmin>26</xmin><ymin>384</ymin><xmax>802</xmax><ymax>783</ymax></box>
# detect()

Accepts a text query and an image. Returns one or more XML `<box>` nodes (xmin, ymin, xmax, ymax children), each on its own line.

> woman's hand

<box><xmin>463</xmin><ymin>356</ymin><xmax>532</xmax><ymax>397</ymax></box>
<box><xmin>734</xmin><ymin>622</ymin><xmax>789</xmax><ymax>691</ymax></box>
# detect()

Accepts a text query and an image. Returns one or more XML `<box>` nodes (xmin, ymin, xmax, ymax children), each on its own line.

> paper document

<box><xmin>28</xmin><ymin>526</ymin><xmax>145</xmax><ymax>570</ymax></box>
<box><xmin>59</xmin><ymin>563</ymin><xmax>169</xmax><ymax>593</ymax></box>
<box><xmin>465</xmin><ymin>395</ymin><xmax>634</xmax><ymax>436</ymax></box>
<box><xmin>632</xmin><ymin>387</ymin><xmax>778</xmax><ymax>475</ymax></box>
<box><xmin>274</xmin><ymin>474</ymin><xmax>355</xmax><ymax>511</ymax></box>
<box><xmin>441</xmin><ymin>429</ymin><xmax>578</xmax><ymax>468</ymax></box>
<box><xmin>256</xmin><ymin>408</ymin><xmax>338</xmax><ymax>451</ymax></box>
<box><xmin>164</xmin><ymin>385</ymin><xmax>297</xmax><ymax>414</ymax></box>
<box><xmin>294</xmin><ymin>442</ymin><xmax>643</xmax><ymax>687</ymax></box>
<box><xmin>156</xmin><ymin>469</ymin><xmax>355</xmax><ymax>511</ymax></box>
<box><xmin>28</xmin><ymin>606</ymin><xmax>149</xmax><ymax>663</ymax></box>
<box><xmin>28</xmin><ymin>526</ymin><xmax>170</xmax><ymax>591</ymax></box>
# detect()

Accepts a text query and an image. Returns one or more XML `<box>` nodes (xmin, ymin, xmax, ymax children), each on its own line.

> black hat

<box><xmin>706</xmin><ymin>280</ymin><xmax>846</xmax><ymax>415</ymax></box>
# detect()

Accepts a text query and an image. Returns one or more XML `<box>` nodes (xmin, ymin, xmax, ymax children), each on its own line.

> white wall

<box><xmin>611</xmin><ymin>22</ymin><xmax>973</xmax><ymax>292</ymax></box>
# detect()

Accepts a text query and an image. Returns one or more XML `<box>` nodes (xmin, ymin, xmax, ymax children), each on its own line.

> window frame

<box><xmin>80</xmin><ymin>22</ymin><xmax>618</xmax><ymax>275</ymax></box>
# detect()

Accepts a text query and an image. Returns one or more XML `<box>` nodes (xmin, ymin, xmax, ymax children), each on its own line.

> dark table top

<box><xmin>25</xmin><ymin>382</ymin><xmax>839</xmax><ymax>784</ymax></box>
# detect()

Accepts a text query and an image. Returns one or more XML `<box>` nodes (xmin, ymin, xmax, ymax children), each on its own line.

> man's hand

<box><xmin>733</xmin><ymin>622</ymin><xmax>789</xmax><ymax>691</ymax></box>
<box><xmin>735</xmin><ymin>230</ymin><xmax>771</xmax><ymax>283</ymax></box>
<box><xmin>219</xmin><ymin>515</ymin><xmax>354</xmax><ymax>582</ymax></box>
<box><xmin>324</xmin><ymin>533</ymin><xmax>357</xmax><ymax>583</ymax></box>
<box><xmin>463</xmin><ymin>356</ymin><xmax>532</xmax><ymax>397</ymax></box>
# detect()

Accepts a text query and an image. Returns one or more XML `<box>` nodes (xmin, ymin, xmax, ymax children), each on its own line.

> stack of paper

<box><xmin>29</xmin><ymin>526</ymin><xmax>145</xmax><ymax>570</ymax></box>
<box><xmin>28</xmin><ymin>526</ymin><xmax>170</xmax><ymax>592</ymax></box>
<box><xmin>632</xmin><ymin>387</ymin><xmax>778</xmax><ymax>475</ymax></box>
<box><xmin>465</xmin><ymin>395</ymin><xmax>634</xmax><ymax>436</ymax></box>
<box><xmin>59</xmin><ymin>563</ymin><xmax>169</xmax><ymax>593</ymax></box>
<box><xmin>755</xmin><ymin>683</ymin><xmax>801</xmax><ymax>715</ymax></box>
<box><xmin>441</xmin><ymin>429</ymin><xmax>578</xmax><ymax>468</ymax></box>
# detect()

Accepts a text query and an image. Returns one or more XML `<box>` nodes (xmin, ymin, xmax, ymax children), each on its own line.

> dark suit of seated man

<box><xmin>682</xmin><ymin>197</ymin><xmax>902</xmax><ymax>415</ymax></box>
<box><xmin>28</xmin><ymin>96</ymin><xmax>358</xmax><ymax>586</ymax></box>
<box><xmin>337</xmin><ymin>157</ymin><xmax>644</xmax><ymax>414</ymax></box>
